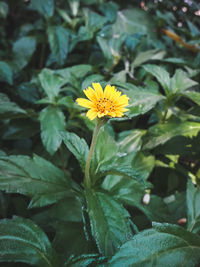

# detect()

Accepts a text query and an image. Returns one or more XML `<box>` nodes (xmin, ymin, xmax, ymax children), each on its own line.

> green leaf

<box><xmin>187</xmin><ymin>180</ymin><xmax>200</xmax><ymax>233</ymax></box>
<box><xmin>126</xmin><ymin>86</ymin><xmax>164</xmax><ymax>118</ymax></box>
<box><xmin>180</xmin><ymin>91</ymin><xmax>200</xmax><ymax>106</ymax></box>
<box><xmin>132</xmin><ymin>49</ymin><xmax>165</xmax><ymax>68</ymax></box>
<box><xmin>91</xmin><ymin>127</ymin><xmax>118</xmax><ymax>178</ymax></box>
<box><xmin>143</xmin><ymin>121</ymin><xmax>200</xmax><ymax>150</ymax></box>
<box><xmin>47</xmin><ymin>26</ymin><xmax>69</xmax><ymax>66</ymax></box>
<box><xmin>13</xmin><ymin>36</ymin><xmax>37</xmax><ymax>70</ymax></box>
<box><xmin>85</xmin><ymin>189</ymin><xmax>133</xmax><ymax>256</ymax></box>
<box><xmin>143</xmin><ymin>64</ymin><xmax>170</xmax><ymax>95</ymax></box>
<box><xmin>0</xmin><ymin>61</ymin><xmax>13</xmax><ymax>85</ymax></box>
<box><xmin>18</xmin><ymin>82</ymin><xmax>39</xmax><ymax>103</ymax></box>
<box><xmin>81</xmin><ymin>74</ymin><xmax>104</xmax><ymax>90</ymax></box>
<box><xmin>102</xmin><ymin>176</ymin><xmax>172</xmax><ymax>223</ymax></box>
<box><xmin>39</xmin><ymin>69</ymin><xmax>65</xmax><ymax>100</ymax></box>
<box><xmin>65</xmin><ymin>254</ymin><xmax>107</xmax><ymax>267</ymax></box>
<box><xmin>86</xmin><ymin>10</ymin><xmax>107</xmax><ymax>32</ymax></box>
<box><xmin>28</xmin><ymin>0</ymin><xmax>54</xmax><ymax>18</ymax></box>
<box><xmin>109</xmin><ymin>223</ymin><xmax>200</xmax><ymax>266</ymax></box>
<box><xmin>61</xmin><ymin>131</ymin><xmax>89</xmax><ymax>171</ymax></box>
<box><xmin>0</xmin><ymin>93</ymin><xmax>26</xmax><ymax>119</ymax></box>
<box><xmin>0</xmin><ymin>216</ymin><xmax>59</xmax><ymax>267</ymax></box>
<box><xmin>0</xmin><ymin>154</ymin><xmax>74</xmax><ymax>208</ymax></box>
<box><xmin>0</xmin><ymin>1</ymin><xmax>8</xmax><ymax>18</ymax></box>
<box><xmin>170</xmin><ymin>69</ymin><xmax>198</xmax><ymax>94</ymax></box>
<box><xmin>39</xmin><ymin>106</ymin><xmax>66</xmax><ymax>155</ymax></box>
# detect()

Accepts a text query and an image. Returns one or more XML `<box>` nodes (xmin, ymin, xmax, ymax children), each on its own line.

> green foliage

<box><xmin>0</xmin><ymin>0</ymin><xmax>200</xmax><ymax>266</ymax></box>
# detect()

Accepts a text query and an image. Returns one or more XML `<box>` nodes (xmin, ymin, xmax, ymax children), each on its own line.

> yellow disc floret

<box><xmin>76</xmin><ymin>83</ymin><xmax>129</xmax><ymax>120</ymax></box>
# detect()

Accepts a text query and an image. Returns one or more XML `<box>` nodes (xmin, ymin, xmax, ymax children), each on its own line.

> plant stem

<box><xmin>84</xmin><ymin>119</ymin><xmax>103</xmax><ymax>188</ymax></box>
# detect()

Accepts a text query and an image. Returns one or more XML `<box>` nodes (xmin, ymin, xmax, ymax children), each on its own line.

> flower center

<box><xmin>96</xmin><ymin>97</ymin><xmax>115</xmax><ymax>113</ymax></box>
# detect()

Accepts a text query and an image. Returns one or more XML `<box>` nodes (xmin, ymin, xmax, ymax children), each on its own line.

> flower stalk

<box><xmin>84</xmin><ymin>118</ymin><xmax>105</xmax><ymax>188</ymax></box>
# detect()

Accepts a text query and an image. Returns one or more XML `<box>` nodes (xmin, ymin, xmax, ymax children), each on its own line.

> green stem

<box><xmin>84</xmin><ymin>119</ymin><xmax>104</xmax><ymax>188</ymax></box>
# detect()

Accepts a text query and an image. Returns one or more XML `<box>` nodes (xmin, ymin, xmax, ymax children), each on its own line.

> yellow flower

<box><xmin>76</xmin><ymin>83</ymin><xmax>129</xmax><ymax>120</ymax></box>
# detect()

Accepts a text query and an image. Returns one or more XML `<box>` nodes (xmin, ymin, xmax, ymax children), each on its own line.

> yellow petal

<box><xmin>86</xmin><ymin>109</ymin><xmax>97</xmax><ymax>120</ymax></box>
<box><xmin>92</xmin><ymin>83</ymin><xmax>104</xmax><ymax>98</ymax></box>
<box><xmin>76</xmin><ymin>98</ymin><xmax>94</xmax><ymax>108</ymax></box>
<box><xmin>83</xmin><ymin>87</ymin><xmax>97</xmax><ymax>102</ymax></box>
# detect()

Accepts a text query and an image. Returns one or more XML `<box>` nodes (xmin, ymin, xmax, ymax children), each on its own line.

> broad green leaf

<box><xmin>13</xmin><ymin>36</ymin><xmax>37</xmax><ymax>70</ymax></box>
<box><xmin>143</xmin><ymin>121</ymin><xmax>200</xmax><ymax>150</ymax></box>
<box><xmin>86</xmin><ymin>10</ymin><xmax>107</xmax><ymax>32</ymax></box>
<box><xmin>61</xmin><ymin>131</ymin><xmax>89</xmax><ymax>171</ymax></box>
<box><xmin>143</xmin><ymin>64</ymin><xmax>170</xmax><ymax>95</ymax></box>
<box><xmin>187</xmin><ymin>180</ymin><xmax>200</xmax><ymax>233</ymax></box>
<box><xmin>170</xmin><ymin>69</ymin><xmax>198</xmax><ymax>94</ymax></box>
<box><xmin>39</xmin><ymin>69</ymin><xmax>65</xmax><ymax>100</ymax></box>
<box><xmin>39</xmin><ymin>106</ymin><xmax>66</xmax><ymax>155</ymax></box>
<box><xmin>18</xmin><ymin>82</ymin><xmax>39</xmax><ymax>103</ymax></box>
<box><xmin>0</xmin><ymin>1</ymin><xmax>8</xmax><ymax>18</ymax></box>
<box><xmin>113</xmin><ymin>8</ymin><xmax>155</xmax><ymax>35</ymax></box>
<box><xmin>28</xmin><ymin>0</ymin><xmax>54</xmax><ymax>18</ymax></box>
<box><xmin>56</xmin><ymin>64</ymin><xmax>92</xmax><ymax>82</ymax></box>
<box><xmin>132</xmin><ymin>49</ymin><xmax>165</xmax><ymax>68</ymax></box>
<box><xmin>0</xmin><ymin>154</ymin><xmax>74</xmax><ymax>208</ymax></box>
<box><xmin>47</xmin><ymin>26</ymin><xmax>69</xmax><ymax>66</ymax></box>
<box><xmin>81</xmin><ymin>74</ymin><xmax>104</xmax><ymax>90</ymax></box>
<box><xmin>181</xmin><ymin>91</ymin><xmax>200</xmax><ymax>106</ymax></box>
<box><xmin>0</xmin><ymin>217</ymin><xmax>59</xmax><ymax>267</ymax></box>
<box><xmin>91</xmin><ymin>127</ymin><xmax>118</xmax><ymax>178</ymax></box>
<box><xmin>99</xmin><ymin>1</ymin><xmax>119</xmax><ymax>22</ymax></box>
<box><xmin>0</xmin><ymin>61</ymin><xmax>13</xmax><ymax>85</ymax></box>
<box><xmin>0</xmin><ymin>93</ymin><xmax>26</xmax><ymax>119</ymax></box>
<box><xmin>85</xmin><ymin>189</ymin><xmax>133</xmax><ymax>256</ymax></box>
<box><xmin>109</xmin><ymin>223</ymin><xmax>200</xmax><ymax>266</ymax></box>
<box><xmin>65</xmin><ymin>254</ymin><xmax>106</xmax><ymax>267</ymax></box>
<box><xmin>127</xmin><ymin>86</ymin><xmax>164</xmax><ymax>118</ymax></box>
<box><xmin>102</xmin><ymin>176</ymin><xmax>172</xmax><ymax>223</ymax></box>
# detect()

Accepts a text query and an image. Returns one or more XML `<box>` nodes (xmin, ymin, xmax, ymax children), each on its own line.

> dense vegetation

<box><xmin>0</xmin><ymin>0</ymin><xmax>200</xmax><ymax>266</ymax></box>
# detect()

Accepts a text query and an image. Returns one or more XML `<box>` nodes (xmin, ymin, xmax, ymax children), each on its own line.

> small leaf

<box><xmin>0</xmin><ymin>93</ymin><xmax>26</xmax><ymax>119</ymax></box>
<box><xmin>170</xmin><ymin>69</ymin><xmax>198</xmax><ymax>94</ymax></box>
<box><xmin>85</xmin><ymin>189</ymin><xmax>133</xmax><ymax>256</ymax></box>
<box><xmin>187</xmin><ymin>180</ymin><xmax>200</xmax><ymax>233</ymax></box>
<box><xmin>81</xmin><ymin>74</ymin><xmax>104</xmax><ymax>90</ymax></box>
<box><xmin>143</xmin><ymin>120</ymin><xmax>200</xmax><ymax>150</ymax></box>
<box><xmin>0</xmin><ymin>154</ymin><xmax>74</xmax><ymax>207</ymax></box>
<box><xmin>39</xmin><ymin>106</ymin><xmax>66</xmax><ymax>155</ymax></box>
<box><xmin>39</xmin><ymin>69</ymin><xmax>65</xmax><ymax>100</ymax></box>
<box><xmin>13</xmin><ymin>36</ymin><xmax>37</xmax><ymax>70</ymax></box>
<box><xmin>132</xmin><ymin>49</ymin><xmax>165</xmax><ymax>67</ymax></box>
<box><xmin>0</xmin><ymin>216</ymin><xmax>59</xmax><ymax>267</ymax></box>
<box><xmin>47</xmin><ymin>26</ymin><xmax>69</xmax><ymax>66</ymax></box>
<box><xmin>0</xmin><ymin>61</ymin><xmax>13</xmax><ymax>85</ymax></box>
<box><xmin>109</xmin><ymin>223</ymin><xmax>200</xmax><ymax>266</ymax></box>
<box><xmin>28</xmin><ymin>0</ymin><xmax>54</xmax><ymax>18</ymax></box>
<box><xmin>180</xmin><ymin>91</ymin><xmax>200</xmax><ymax>106</ymax></box>
<box><xmin>61</xmin><ymin>131</ymin><xmax>89</xmax><ymax>171</ymax></box>
<box><xmin>143</xmin><ymin>64</ymin><xmax>170</xmax><ymax>95</ymax></box>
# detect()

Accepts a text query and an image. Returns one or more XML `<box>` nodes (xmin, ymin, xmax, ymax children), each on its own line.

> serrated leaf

<box><xmin>47</xmin><ymin>26</ymin><xmax>69</xmax><ymax>66</ymax></box>
<box><xmin>0</xmin><ymin>61</ymin><xmax>13</xmax><ymax>85</ymax></box>
<box><xmin>0</xmin><ymin>216</ymin><xmax>59</xmax><ymax>267</ymax></box>
<box><xmin>187</xmin><ymin>180</ymin><xmax>200</xmax><ymax>233</ymax></box>
<box><xmin>39</xmin><ymin>106</ymin><xmax>66</xmax><ymax>155</ymax></box>
<box><xmin>85</xmin><ymin>189</ymin><xmax>133</xmax><ymax>256</ymax></box>
<box><xmin>91</xmin><ymin>127</ymin><xmax>118</xmax><ymax>179</ymax></box>
<box><xmin>39</xmin><ymin>69</ymin><xmax>65</xmax><ymax>100</ymax></box>
<box><xmin>102</xmin><ymin>176</ymin><xmax>172</xmax><ymax>223</ymax></box>
<box><xmin>61</xmin><ymin>131</ymin><xmax>89</xmax><ymax>171</ymax></box>
<box><xmin>28</xmin><ymin>0</ymin><xmax>54</xmax><ymax>18</ymax></box>
<box><xmin>13</xmin><ymin>36</ymin><xmax>37</xmax><ymax>70</ymax></box>
<box><xmin>170</xmin><ymin>69</ymin><xmax>198</xmax><ymax>94</ymax></box>
<box><xmin>0</xmin><ymin>93</ymin><xmax>26</xmax><ymax>119</ymax></box>
<box><xmin>132</xmin><ymin>49</ymin><xmax>165</xmax><ymax>67</ymax></box>
<box><xmin>65</xmin><ymin>254</ymin><xmax>107</xmax><ymax>267</ymax></box>
<box><xmin>0</xmin><ymin>154</ymin><xmax>74</xmax><ymax>208</ymax></box>
<box><xmin>143</xmin><ymin>121</ymin><xmax>200</xmax><ymax>150</ymax></box>
<box><xmin>143</xmin><ymin>64</ymin><xmax>170</xmax><ymax>95</ymax></box>
<box><xmin>109</xmin><ymin>223</ymin><xmax>200</xmax><ymax>266</ymax></box>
